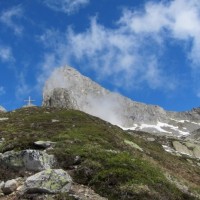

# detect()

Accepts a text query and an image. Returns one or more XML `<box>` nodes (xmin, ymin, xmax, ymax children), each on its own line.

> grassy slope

<box><xmin>0</xmin><ymin>107</ymin><xmax>199</xmax><ymax>200</ymax></box>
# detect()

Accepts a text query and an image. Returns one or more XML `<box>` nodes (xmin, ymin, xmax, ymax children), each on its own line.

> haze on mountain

<box><xmin>43</xmin><ymin>66</ymin><xmax>200</xmax><ymax>139</ymax></box>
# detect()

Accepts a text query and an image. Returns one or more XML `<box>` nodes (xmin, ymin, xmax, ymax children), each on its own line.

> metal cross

<box><xmin>24</xmin><ymin>96</ymin><xmax>35</xmax><ymax>106</ymax></box>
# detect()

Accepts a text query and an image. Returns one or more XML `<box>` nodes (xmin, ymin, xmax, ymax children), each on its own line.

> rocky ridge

<box><xmin>0</xmin><ymin>106</ymin><xmax>6</xmax><ymax>112</ymax></box>
<box><xmin>43</xmin><ymin>66</ymin><xmax>200</xmax><ymax>138</ymax></box>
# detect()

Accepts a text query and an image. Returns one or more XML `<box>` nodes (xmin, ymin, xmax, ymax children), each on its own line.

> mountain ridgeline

<box><xmin>43</xmin><ymin>66</ymin><xmax>200</xmax><ymax>138</ymax></box>
<box><xmin>0</xmin><ymin>66</ymin><xmax>199</xmax><ymax>199</ymax></box>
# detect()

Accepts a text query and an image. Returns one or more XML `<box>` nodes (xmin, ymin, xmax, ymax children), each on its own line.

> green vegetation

<box><xmin>0</xmin><ymin>107</ymin><xmax>199</xmax><ymax>199</ymax></box>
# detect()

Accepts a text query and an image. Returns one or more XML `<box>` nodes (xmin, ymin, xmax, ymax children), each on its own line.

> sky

<box><xmin>0</xmin><ymin>0</ymin><xmax>200</xmax><ymax>111</ymax></box>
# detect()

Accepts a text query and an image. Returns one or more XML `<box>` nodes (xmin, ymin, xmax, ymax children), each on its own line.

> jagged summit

<box><xmin>0</xmin><ymin>105</ymin><xmax>6</xmax><ymax>112</ymax></box>
<box><xmin>43</xmin><ymin>66</ymin><xmax>200</xmax><ymax>137</ymax></box>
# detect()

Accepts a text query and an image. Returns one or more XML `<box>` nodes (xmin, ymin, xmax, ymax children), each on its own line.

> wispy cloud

<box><xmin>0</xmin><ymin>5</ymin><xmax>23</xmax><ymax>35</ymax></box>
<box><xmin>0</xmin><ymin>86</ymin><xmax>5</xmax><ymax>96</ymax></box>
<box><xmin>0</xmin><ymin>45</ymin><xmax>14</xmax><ymax>63</ymax></box>
<box><xmin>43</xmin><ymin>0</ymin><xmax>90</xmax><ymax>14</ymax></box>
<box><xmin>15</xmin><ymin>72</ymin><xmax>31</xmax><ymax>100</ymax></box>
<box><xmin>38</xmin><ymin>0</ymin><xmax>200</xmax><ymax>96</ymax></box>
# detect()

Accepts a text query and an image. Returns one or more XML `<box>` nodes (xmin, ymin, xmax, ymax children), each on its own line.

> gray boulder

<box><xmin>23</xmin><ymin>169</ymin><xmax>72</xmax><ymax>194</ymax></box>
<box><xmin>0</xmin><ymin>149</ymin><xmax>56</xmax><ymax>172</ymax></box>
<box><xmin>172</xmin><ymin>141</ymin><xmax>193</xmax><ymax>156</ymax></box>
<box><xmin>2</xmin><ymin>179</ymin><xmax>18</xmax><ymax>195</ymax></box>
<box><xmin>172</xmin><ymin>141</ymin><xmax>200</xmax><ymax>159</ymax></box>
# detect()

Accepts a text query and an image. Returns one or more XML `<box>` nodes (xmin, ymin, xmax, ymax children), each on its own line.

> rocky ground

<box><xmin>0</xmin><ymin>107</ymin><xmax>199</xmax><ymax>199</ymax></box>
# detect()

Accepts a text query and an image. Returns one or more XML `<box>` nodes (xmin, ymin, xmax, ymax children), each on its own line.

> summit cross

<box><xmin>24</xmin><ymin>96</ymin><xmax>35</xmax><ymax>106</ymax></box>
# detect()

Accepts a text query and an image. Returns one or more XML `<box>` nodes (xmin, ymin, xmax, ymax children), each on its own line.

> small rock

<box><xmin>34</xmin><ymin>141</ymin><xmax>56</xmax><ymax>149</ymax></box>
<box><xmin>2</xmin><ymin>179</ymin><xmax>18</xmax><ymax>195</ymax></box>
<box><xmin>0</xmin><ymin>181</ymin><xmax>4</xmax><ymax>189</ymax></box>
<box><xmin>74</xmin><ymin>155</ymin><xmax>81</xmax><ymax>165</ymax></box>
<box><xmin>52</xmin><ymin>119</ymin><xmax>60</xmax><ymax>123</ymax></box>
<box><xmin>23</xmin><ymin>169</ymin><xmax>72</xmax><ymax>194</ymax></box>
<box><xmin>147</xmin><ymin>137</ymin><xmax>155</xmax><ymax>142</ymax></box>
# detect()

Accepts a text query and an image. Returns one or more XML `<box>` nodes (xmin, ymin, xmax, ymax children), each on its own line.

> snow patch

<box><xmin>120</xmin><ymin>121</ymin><xmax>190</xmax><ymax>136</ymax></box>
<box><xmin>170</xmin><ymin>118</ymin><xmax>200</xmax><ymax>126</ymax></box>
<box><xmin>162</xmin><ymin>145</ymin><xmax>174</xmax><ymax>153</ymax></box>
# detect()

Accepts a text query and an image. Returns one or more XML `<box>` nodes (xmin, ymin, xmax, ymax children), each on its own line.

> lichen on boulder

<box><xmin>0</xmin><ymin>149</ymin><xmax>56</xmax><ymax>172</ymax></box>
<box><xmin>23</xmin><ymin>169</ymin><xmax>72</xmax><ymax>194</ymax></box>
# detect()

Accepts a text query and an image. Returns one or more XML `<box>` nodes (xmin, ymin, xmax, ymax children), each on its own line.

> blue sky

<box><xmin>0</xmin><ymin>0</ymin><xmax>200</xmax><ymax>111</ymax></box>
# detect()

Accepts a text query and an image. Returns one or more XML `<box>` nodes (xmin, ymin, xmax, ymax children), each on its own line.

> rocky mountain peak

<box><xmin>0</xmin><ymin>105</ymin><xmax>6</xmax><ymax>112</ymax></box>
<box><xmin>43</xmin><ymin>66</ymin><xmax>200</xmax><ymax>138</ymax></box>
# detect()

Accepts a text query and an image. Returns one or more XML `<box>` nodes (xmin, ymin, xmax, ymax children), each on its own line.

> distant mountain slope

<box><xmin>0</xmin><ymin>107</ymin><xmax>199</xmax><ymax>199</ymax></box>
<box><xmin>0</xmin><ymin>106</ymin><xmax>6</xmax><ymax>112</ymax></box>
<box><xmin>43</xmin><ymin>66</ymin><xmax>200</xmax><ymax>137</ymax></box>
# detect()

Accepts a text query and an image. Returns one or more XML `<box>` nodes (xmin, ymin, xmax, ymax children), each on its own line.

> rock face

<box><xmin>43</xmin><ymin>66</ymin><xmax>200</xmax><ymax>137</ymax></box>
<box><xmin>23</xmin><ymin>169</ymin><xmax>72</xmax><ymax>194</ymax></box>
<box><xmin>0</xmin><ymin>106</ymin><xmax>6</xmax><ymax>112</ymax></box>
<box><xmin>172</xmin><ymin>141</ymin><xmax>200</xmax><ymax>159</ymax></box>
<box><xmin>0</xmin><ymin>150</ymin><xmax>56</xmax><ymax>172</ymax></box>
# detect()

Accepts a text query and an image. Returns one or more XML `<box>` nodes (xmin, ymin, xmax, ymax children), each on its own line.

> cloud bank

<box><xmin>38</xmin><ymin>0</ymin><xmax>200</xmax><ymax>97</ymax></box>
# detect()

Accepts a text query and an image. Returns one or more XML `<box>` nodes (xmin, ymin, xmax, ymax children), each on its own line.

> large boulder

<box><xmin>0</xmin><ymin>150</ymin><xmax>56</xmax><ymax>172</ymax></box>
<box><xmin>172</xmin><ymin>141</ymin><xmax>200</xmax><ymax>159</ymax></box>
<box><xmin>23</xmin><ymin>169</ymin><xmax>72</xmax><ymax>194</ymax></box>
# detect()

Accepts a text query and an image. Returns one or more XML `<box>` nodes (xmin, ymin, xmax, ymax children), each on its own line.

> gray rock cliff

<box><xmin>43</xmin><ymin>66</ymin><xmax>200</xmax><ymax>137</ymax></box>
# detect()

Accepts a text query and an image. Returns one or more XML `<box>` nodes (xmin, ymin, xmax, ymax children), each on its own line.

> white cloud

<box><xmin>119</xmin><ymin>0</ymin><xmax>200</xmax><ymax>65</ymax></box>
<box><xmin>38</xmin><ymin>0</ymin><xmax>200</xmax><ymax>96</ymax></box>
<box><xmin>0</xmin><ymin>5</ymin><xmax>23</xmax><ymax>35</ymax></box>
<box><xmin>44</xmin><ymin>0</ymin><xmax>89</xmax><ymax>14</ymax></box>
<box><xmin>0</xmin><ymin>86</ymin><xmax>5</xmax><ymax>96</ymax></box>
<box><xmin>38</xmin><ymin>18</ymin><xmax>175</xmax><ymax>91</ymax></box>
<box><xmin>0</xmin><ymin>46</ymin><xmax>14</xmax><ymax>62</ymax></box>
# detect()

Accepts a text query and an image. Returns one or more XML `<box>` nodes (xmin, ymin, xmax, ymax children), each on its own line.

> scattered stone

<box><xmin>0</xmin><ymin>118</ymin><xmax>8</xmax><ymax>121</ymax></box>
<box><xmin>0</xmin><ymin>150</ymin><xmax>56</xmax><ymax>172</ymax></box>
<box><xmin>2</xmin><ymin>179</ymin><xmax>18</xmax><ymax>195</ymax></box>
<box><xmin>23</xmin><ymin>169</ymin><xmax>72</xmax><ymax>194</ymax></box>
<box><xmin>0</xmin><ymin>138</ymin><xmax>5</xmax><ymax>146</ymax></box>
<box><xmin>70</xmin><ymin>183</ymin><xmax>108</xmax><ymax>200</ymax></box>
<box><xmin>74</xmin><ymin>155</ymin><xmax>81</xmax><ymax>165</ymax></box>
<box><xmin>51</xmin><ymin>119</ymin><xmax>60</xmax><ymax>123</ymax></box>
<box><xmin>34</xmin><ymin>141</ymin><xmax>56</xmax><ymax>149</ymax></box>
<box><xmin>0</xmin><ymin>181</ymin><xmax>4</xmax><ymax>188</ymax></box>
<box><xmin>147</xmin><ymin>137</ymin><xmax>155</xmax><ymax>142</ymax></box>
<box><xmin>172</xmin><ymin>141</ymin><xmax>193</xmax><ymax>157</ymax></box>
<box><xmin>186</xmin><ymin>159</ymin><xmax>193</xmax><ymax>164</ymax></box>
